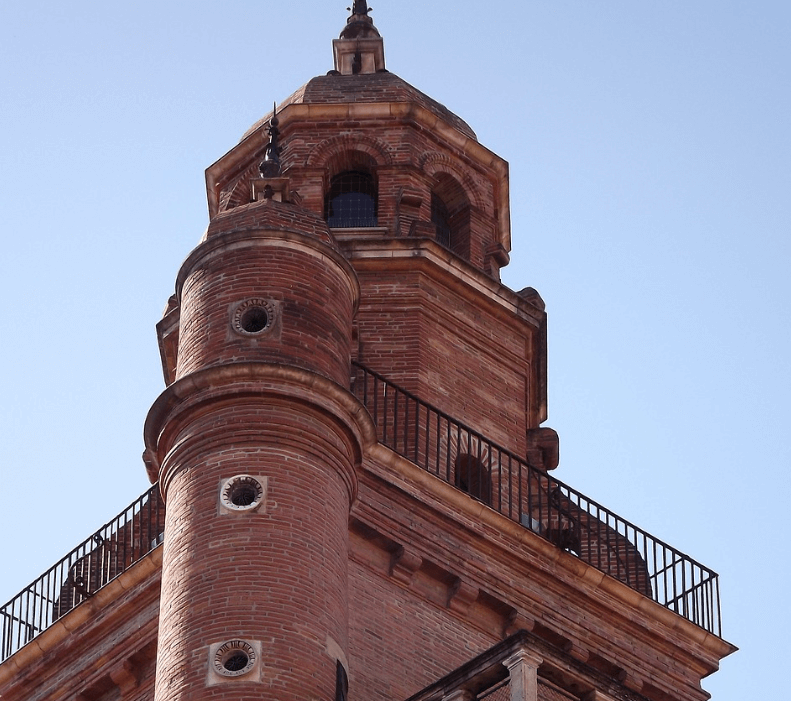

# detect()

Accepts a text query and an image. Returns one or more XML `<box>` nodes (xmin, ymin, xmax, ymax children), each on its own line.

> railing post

<box><xmin>503</xmin><ymin>648</ymin><xmax>542</xmax><ymax>701</ymax></box>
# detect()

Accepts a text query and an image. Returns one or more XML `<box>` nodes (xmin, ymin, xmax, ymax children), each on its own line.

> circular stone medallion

<box><xmin>214</xmin><ymin>640</ymin><xmax>257</xmax><ymax>677</ymax></box>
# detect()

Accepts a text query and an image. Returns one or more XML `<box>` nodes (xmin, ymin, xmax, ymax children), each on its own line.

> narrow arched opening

<box><xmin>431</xmin><ymin>192</ymin><xmax>452</xmax><ymax>248</ymax></box>
<box><xmin>454</xmin><ymin>453</ymin><xmax>491</xmax><ymax>505</ymax></box>
<box><xmin>430</xmin><ymin>174</ymin><xmax>470</xmax><ymax>259</ymax></box>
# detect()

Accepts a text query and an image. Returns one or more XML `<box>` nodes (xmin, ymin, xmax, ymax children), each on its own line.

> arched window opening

<box><xmin>431</xmin><ymin>192</ymin><xmax>452</xmax><ymax>248</ymax></box>
<box><xmin>454</xmin><ymin>453</ymin><xmax>491</xmax><ymax>505</ymax></box>
<box><xmin>325</xmin><ymin>170</ymin><xmax>378</xmax><ymax>228</ymax></box>
<box><xmin>431</xmin><ymin>174</ymin><xmax>470</xmax><ymax>259</ymax></box>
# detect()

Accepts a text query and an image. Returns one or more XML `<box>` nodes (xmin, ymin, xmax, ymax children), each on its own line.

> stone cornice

<box><xmin>341</xmin><ymin>236</ymin><xmax>545</xmax><ymax>330</ymax></box>
<box><xmin>143</xmin><ymin>362</ymin><xmax>378</xmax><ymax>501</ymax></box>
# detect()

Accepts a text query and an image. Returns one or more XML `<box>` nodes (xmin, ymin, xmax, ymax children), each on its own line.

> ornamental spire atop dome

<box><xmin>350</xmin><ymin>0</ymin><xmax>371</xmax><ymax>17</ymax></box>
<box><xmin>334</xmin><ymin>1</ymin><xmax>385</xmax><ymax>74</ymax></box>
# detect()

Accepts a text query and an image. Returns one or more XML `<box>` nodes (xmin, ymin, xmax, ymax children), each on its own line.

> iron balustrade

<box><xmin>0</xmin><ymin>365</ymin><xmax>723</xmax><ymax>664</ymax></box>
<box><xmin>0</xmin><ymin>485</ymin><xmax>165</xmax><ymax>663</ymax></box>
<box><xmin>351</xmin><ymin>361</ymin><xmax>722</xmax><ymax>636</ymax></box>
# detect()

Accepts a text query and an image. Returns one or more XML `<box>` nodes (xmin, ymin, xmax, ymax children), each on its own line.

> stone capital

<box><xmin>503</xmin><ymin>647</ymin><xmax>542</xmax><ymax>701</ymax></box>
<box><xmin>503</xmin><ymin>647</ymin><xmax>542</xmax><ymax>671</ymax></box>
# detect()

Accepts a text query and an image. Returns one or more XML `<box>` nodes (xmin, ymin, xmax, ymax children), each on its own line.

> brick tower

<box><xmin>143</xmin><ymin>167</ymin><xmax>362</xmax><ymax>698</ymax></box>
<box><xmin>0</xmin><ymin>6</ymin><xmax>734</xmax><ymax>701</ymax></box>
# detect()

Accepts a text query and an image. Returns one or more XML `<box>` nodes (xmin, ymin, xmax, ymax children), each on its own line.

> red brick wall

<box><xmin>153</xmin><ymin>194</ymin><xmax>361</xmax><ymax>701</ymax></box>
<box><xmin>347</xmin><ymin>559</ymin><xmax>496</xmax><ymax>701</ymax></box>
<box><xmin>354</xmin><ymin>269</ymin><xmax>423</xmax><ymax>390</ymax></box>
<box><xmin>354</xmin><ymin>267</ymin><xmax>535</xmax><ymax>456</ymax></box>
<box><xmin>155</xmin><ymin>398</ymin><xmax>355</xmax><ymax>701</ymax></box>
<box><xmin>220</xmin><ymin>117</ymin><xmax>501</xmax><ymax>278</ymax></box>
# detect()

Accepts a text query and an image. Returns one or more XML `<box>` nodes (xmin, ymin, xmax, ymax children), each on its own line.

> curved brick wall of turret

<box><xmin>147</xmin><ymin>195</ymin><xmax>362</xmax><ymax>701</ymax></box>
<box><xmin>173</xmin><ymin>199</ymin><xmax>359</xmax><ymax>387</ymax></box>
<box><xmin>153</xmin><ymin>392</ymin><xmax>356</xmax><ymax>701</ymax></box>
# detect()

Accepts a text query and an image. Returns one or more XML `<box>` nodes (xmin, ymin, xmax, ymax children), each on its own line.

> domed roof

<box><xmin>243</xmin><ymin>71</ymin><xmax>477</xmax><ymax>142</ymax></box>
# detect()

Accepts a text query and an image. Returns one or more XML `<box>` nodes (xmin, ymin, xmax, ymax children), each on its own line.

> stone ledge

<box><xmin>0</xmin><ymin>547</ymin><xmax>163</xmax><ymax>689</ymax></box>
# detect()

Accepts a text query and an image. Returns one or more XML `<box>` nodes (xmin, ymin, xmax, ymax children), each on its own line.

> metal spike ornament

<box><xmin>259</xmin><ymin>102</ymin><xmax>282</xmax><ymax>179</ymax></box>
<box><xmin>347</xmin><ymin>0</ymin><xmax>371</xmax><ymax>16</ymax></box>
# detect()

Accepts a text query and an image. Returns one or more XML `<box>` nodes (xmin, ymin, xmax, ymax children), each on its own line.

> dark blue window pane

<box><xmin>325</xmin><ymin>171</ymin><xmax>377</xmax><ymax>227</ymax></box>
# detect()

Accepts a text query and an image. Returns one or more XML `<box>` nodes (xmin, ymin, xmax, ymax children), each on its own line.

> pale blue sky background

<box><xmin>1</xmin><ymin>2</ymin><xmax>788</xmax><ymax>699</ymax></box>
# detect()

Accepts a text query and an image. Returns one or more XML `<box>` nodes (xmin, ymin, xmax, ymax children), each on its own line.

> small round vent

<box><xmin>213</xmin><ymin>640</ymin><xmax>257</xmax><ymax>677</ymax></box>
<box><xmin>220</xmin><ymin>475</ymin><xmax>265</xmax><ymax>512</ymax></box>
<box><xmin>232</xmin><ymin>299</ymin><xmax>275</xmax><ymax>336</ymax></box>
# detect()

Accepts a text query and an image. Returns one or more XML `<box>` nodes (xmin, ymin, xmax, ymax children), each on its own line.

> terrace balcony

<box><xmin>0</xmin><ymin>362</ymin><xmax>722</xmax><ymax>664</ymax></box>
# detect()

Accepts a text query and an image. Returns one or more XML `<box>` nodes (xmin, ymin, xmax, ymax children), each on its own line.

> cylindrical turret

<box><xmin>175</xmin><ymin>200</ymin><xmax>357</xmax><ymax>385</ymax></box>
<box><xmin>145</xmin><ymin>198</ymin><xmax>362</xmax><ymax>701</ymax></box>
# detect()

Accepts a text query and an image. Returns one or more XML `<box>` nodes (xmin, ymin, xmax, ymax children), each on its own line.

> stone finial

<box><xmin>334</xmin><ymin>0</ymin><xmax>385</xmax><ymax>73</ymax></box>
<box><xmin>339</xmin><ymin>0</ymin><xmax>381</xmax><ymax>41</ymax></box>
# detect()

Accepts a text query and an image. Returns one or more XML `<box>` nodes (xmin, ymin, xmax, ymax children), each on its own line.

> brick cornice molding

<box><xmin>341</xmin><ymin>237</ymin><xmax>546</xmax><ymax>329</ymax></box>
<box><xmin>175</xmin><ymin>226</ymin><xmax>360</xmax><ymax>313</ymax></box>
<box><xmin>390</xmin><ymin>545</ymin><xmax>424</xmax><ymax>586</ymax></box>
<box><xmin>447</xmin><ymin>579</ymin><xmax>480</xmax><ymax>616</ymax></box>
<box><xmin>359</xmin><ymin>443</ymin><xmax>735</xmax><ymax>681</ymax></box>
<box><xmin>206</xmin><ymin>101</ymin><xmax>511</xmax><ymax>251</ymax></box>
<box><xmin>143</xmin><ymin>362</ymin><xmax>377</xmax><ymax>501</ymax></box>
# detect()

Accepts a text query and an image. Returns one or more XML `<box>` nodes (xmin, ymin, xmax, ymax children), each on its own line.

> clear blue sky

<box><xmin>1</xmin><ymin>2</ymin><xmax>788</xmax><ymax>699</ymax></box>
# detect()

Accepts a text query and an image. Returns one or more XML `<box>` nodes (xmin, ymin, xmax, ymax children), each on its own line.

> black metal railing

<box><xmin>351</xmin><ymin>361</ymin><xmax>722</xmax><ymax>636</ymax></box>
<box><xmin>0</xmin><ymin>485</ymin><xmax>165</xmax><ymax>663</ymax></box>
<box><xmin>0</xmin><ymin>365</ymin><xmax>723</xmax><ymax>663</ymax></box>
